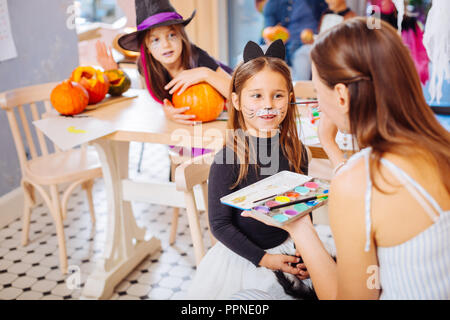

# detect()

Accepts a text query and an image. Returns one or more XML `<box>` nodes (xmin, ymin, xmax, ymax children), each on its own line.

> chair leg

<box><xmin>200</xmin><ymin>182</ymin><xmax>216</xmax><ymax>247</ymax></box>
<box><xmin>49</xmin><ymin>185</ymin><xmax>68</xmax><ymax>274</ymax></box>
<box><xmin>21</xmin><ymin>182</ymin><xmax>33</xmax><ymax>247</ymax></box>
<box><xmin>82</xmin><ymin>180</ymin><xmax>96</xmax><ymax>225</ymax></box>
<box><xmin>169</xmin><ymin>207</ymin><xmax>180</xmax><ymax>245</ymax></box>
<box><xmin>184</xmin><ymin>192</ymin><xmax>205</xmax><ymax>266</ymax></box>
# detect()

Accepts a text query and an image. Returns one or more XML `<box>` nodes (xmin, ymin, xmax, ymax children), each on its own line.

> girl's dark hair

<box><xmin>228</xmin><ymin>56</ymin><xmax>304</xmax><ymax>188</ymax></box>
<box><xmin>311</xmin><ymin>17</ymin><xmax>450</xmax><ymax>193</ymax></box>
<box><xmin>139</xmin><ymin>24</ymin><xmax>193</xmax><ymax>102</ymax></box>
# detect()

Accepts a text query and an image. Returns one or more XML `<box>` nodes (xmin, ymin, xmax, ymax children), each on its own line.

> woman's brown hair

<box><xmin>139</xmin><ymin>24</ymin><xmax>193</xmax><ymax>102</ymax></box>
<box><xmin>228</xmin><ymin>56</ymin><xmax>304</xmax><ymax>188</ymax></box>
<box><xmin>311</xmin><ymin>17</ymin><xmax>450</xmax><ymax>193</ymax></box>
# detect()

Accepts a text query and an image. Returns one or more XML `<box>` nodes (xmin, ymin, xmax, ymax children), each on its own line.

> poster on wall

<box><xmin>0</xmin><ymin>0</ymin><xmax>18</xmax><ymax>62</ymax></box>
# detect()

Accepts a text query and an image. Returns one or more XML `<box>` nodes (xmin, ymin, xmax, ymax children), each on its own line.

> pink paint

<box><xmin>305</xmin><ymin>182</ymin><xmax>319</xmax><ymax>190</ymax></box>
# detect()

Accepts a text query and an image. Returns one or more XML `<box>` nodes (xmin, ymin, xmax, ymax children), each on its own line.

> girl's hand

<box><xmin>163</xmin><ymin>99</ymin><xmax>197</xmax><ymax>125</ymax></box>
<box><xmin>259</xmin><ymin>253</ymin><xmax>302</xmax><ymax>275</ymax></box>
<box><xmin>164</xmin><ymin>67</ymin><xmax>211</xmax><ymax>95</ymax></box>
<box><xmin>296</xmin><ymin>262</ymin><xmax>310</xmax><ymax>280</ymax></box>
<box><xmin>96</xmin><ymin>41</ymin><xmax>118</xmax><ymax>71</ymax></box>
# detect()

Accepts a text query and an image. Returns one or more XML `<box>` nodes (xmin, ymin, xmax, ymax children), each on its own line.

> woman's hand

<box><xmin>259</xmin><ymin>253</ymin><xmax>302</xmax><ymax>275</ymax></box>
<box><xmin>163</xmin><ymin>99</ymin><xmax>198</xmax><ymax>125</ymax></box>
<box><xmin>316</xmin><ymin>109</ymin><xmax>339</xmax><ymax>148</ymax></box>
<box><xmin>164</xmin><ymin>67</ymin><xmax>211</xmax><ymax>95</ymax></box>
<box><xmin>240</xmin><ymin>210</ymin><xmax>313</xmax><ymax>235</ymax></box>
<box><xmin>96</xmin><ymin>41</ymin><xmax>119</xmax><ymax>71</ymax></box>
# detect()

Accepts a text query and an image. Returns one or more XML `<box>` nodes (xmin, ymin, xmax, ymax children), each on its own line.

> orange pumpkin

<box><xmin>262</xmin><ymin>25</ymin><xmax>290</xmax><ymax>43</ymax></box>
<box><xmin>300</xmin><ymin>28</ymin><xmax>314</xmax><ymax>44</ymax></box>
<box><xmin>172</xmin><ymin>83</ymin><xmax>225</xmax><ymax>122</ymax></box>
<box><xmin>70</xmin><ymin>66</ymin><xmax>110</xmax><ymax>104</ymax></box>
<box><xmin>50</xmin><ymin>80</ymin><xmax>89</xmax><ymax>115</ymax></box>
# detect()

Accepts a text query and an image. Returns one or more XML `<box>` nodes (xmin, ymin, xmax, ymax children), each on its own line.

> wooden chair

<box><xmin>174</xmin><ymin>152</ymin><xmax>216</xmax><ymax>265</ymax></box>
<box><xmin>294</xmin><ymin>81</ymin><xmax>317</xmax><ymax>100</ymax></box>
<box><xmin>0</xmin><ymin>82</ymin><xmax>102</xmax><ymax>274</ymax></box>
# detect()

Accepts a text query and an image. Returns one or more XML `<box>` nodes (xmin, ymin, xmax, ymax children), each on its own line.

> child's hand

<box><xmin>296</xmin><ymin>262</ymin><xmax>310</xmax><ymax>280</ymax></box>
<box><xmin>259</xmin><ymin>253</ymin><xmax>301</xmax><ymax>275</ymax></box>
<box><xmin>96</xmin><ymin>41</ymin><xmax>119</xmax><ymax>71</ymax></box>
<box><xmin>163</xmin><ymin>99</ymin><xmax>198</xmax><ymax>125</ymax></box>
<box><xmin>164</xmin><ymin>67</ymin><xmax>210</xmax><ymax>95</ymax></box>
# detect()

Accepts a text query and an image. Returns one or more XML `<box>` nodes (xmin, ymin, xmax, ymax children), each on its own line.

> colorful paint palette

<box><xmin>220</xmin><ymin>171</ymin><xmax>330</xmax><ymax>227</ymax></box>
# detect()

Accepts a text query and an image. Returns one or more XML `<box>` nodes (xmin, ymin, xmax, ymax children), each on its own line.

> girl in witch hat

<box><xmin>96</xmin><ymin>0</ymin><xmax>232</xmax><ymax>125</ymax></box>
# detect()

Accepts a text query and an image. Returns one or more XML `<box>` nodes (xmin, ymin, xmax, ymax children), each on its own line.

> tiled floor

<box><xmin>0</xmin><ymin>142</ymin><xmax>334</xmax><ymax>300</ymax></box>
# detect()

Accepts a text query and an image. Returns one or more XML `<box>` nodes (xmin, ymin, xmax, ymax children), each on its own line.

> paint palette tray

<box><xmin>220</xmin><ymin>171</ymin><xmax>329</xmax><ymax>227</ymax></box>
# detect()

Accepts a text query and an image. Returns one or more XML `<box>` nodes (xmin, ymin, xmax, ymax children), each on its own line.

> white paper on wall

<box><xmin>0</xmin><ymin>0</ymin><xmax>18</xmax><ymax>62</ymax></box>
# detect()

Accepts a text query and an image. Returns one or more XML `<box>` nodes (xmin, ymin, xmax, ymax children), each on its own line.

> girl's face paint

<box><xmin>146</xmin><ymin>26</ymin><xmax>183</xmax><ymax>67</ymax></box>
<box><xmin>234</xmin><ymin>67</ymin><xmax>290</xmax><ymax>137</ymax></box>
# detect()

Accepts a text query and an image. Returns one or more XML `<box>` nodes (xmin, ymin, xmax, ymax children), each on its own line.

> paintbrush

<box><xmin>290</xmin><ymin>100</ymin><xmax>318</xmax><ymax>105</ymax></box>
<box><xmin>268</xmin><ymin>194</ymin><xmax>328</xmax><ymax>211</ymax></box>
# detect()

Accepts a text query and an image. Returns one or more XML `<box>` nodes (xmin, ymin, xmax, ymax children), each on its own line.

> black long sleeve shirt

<box><xmin>208</xmin><ymin>134</ymin><xmax>309</xmax><ymax>266</ymax></box>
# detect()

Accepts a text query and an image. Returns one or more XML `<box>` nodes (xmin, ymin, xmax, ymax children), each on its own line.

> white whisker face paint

<box><xmin>255</xmin><ymin>109</ymin><xmax>280</xmax><ymax>117</ymax></box>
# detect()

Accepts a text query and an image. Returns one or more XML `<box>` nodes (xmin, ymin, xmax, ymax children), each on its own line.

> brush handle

<box><xmin>268</xmin><ymin>196</ymin><xmax>319</xmax><ymax>211</ymax></box>
<box><xmin>290</xmin><ymin>100</ymin><xmax>318</xmax><ymax>105</ymax></box>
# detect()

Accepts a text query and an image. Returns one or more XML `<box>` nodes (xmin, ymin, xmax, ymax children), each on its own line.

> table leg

<box><xmin>81</xmin><ymin>140</ymin><xmax>161</xmax><ymax>300</ymax></box>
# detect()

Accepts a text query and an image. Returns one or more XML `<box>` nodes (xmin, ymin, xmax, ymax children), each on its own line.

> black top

<box><xmin>208</xmin><ymin>133</ymin><xmax>309</xmax><ymax>266</ymax></box>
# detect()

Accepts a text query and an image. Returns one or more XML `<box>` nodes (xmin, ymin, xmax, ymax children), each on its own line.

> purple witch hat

<box><xmin>118</xmin><ymin>0</ymin><xmax>196</xmax><ymax>52</ymax></box>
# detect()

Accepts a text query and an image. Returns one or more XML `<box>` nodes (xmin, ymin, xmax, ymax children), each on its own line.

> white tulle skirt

<box><xmin>186</xmin><ymin>237</ymin><xmax>311</xmax><ymax>300</ymax></box>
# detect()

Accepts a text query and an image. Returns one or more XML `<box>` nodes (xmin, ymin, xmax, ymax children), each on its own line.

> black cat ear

<box><xmin>243</xmin><ymin>41</ymin><xmax>265</xmax><ymax>63</ymax></box>
<box><xmin>265</xmin><ymin>39</ymin><xmax>286</xmax><ymax>60</ymax></box>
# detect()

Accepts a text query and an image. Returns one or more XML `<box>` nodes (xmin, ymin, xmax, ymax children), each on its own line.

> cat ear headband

<box><xmin>243</xmin><ymin>39</ymin><xmax>286</xmax><ymax>63</ymax></box>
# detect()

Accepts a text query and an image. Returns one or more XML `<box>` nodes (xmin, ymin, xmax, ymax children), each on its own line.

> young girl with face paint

<box><xmin>96</xmin><ymin>0</ymin><xmax>232</xmax><ymax>125</ymax></box>
<box><xmin>187</xmin><ymin>40</ymin><xmax>314</xmax><ymax>299</ymax></box>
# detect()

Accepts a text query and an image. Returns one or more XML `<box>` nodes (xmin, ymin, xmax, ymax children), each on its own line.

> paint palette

<box><xmin>220</xmin><ymin>171</ymin><xmax>330</xmax><ymax>227</ymax></box>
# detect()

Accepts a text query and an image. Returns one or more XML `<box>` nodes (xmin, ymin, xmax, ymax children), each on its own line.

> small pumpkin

<box><xmin>172</xmin><ymin>83</ymin><xmax>225</xmax><ymax>122</ymax></box>
<box><xmin>50</xmin><ymin>80</ymin><xmax>89</xmax><ymax>115</ymax></box>
<box><xmin>300</xmin><ymin>28</ymin><xmax>314</xmax><ymax>44</ymax></box>
<box><xmin>104</xmin><ymin>69</ymin><xmax>131</xmax><ymax>96</ymax></box>
<box><xmin>262</xmin><ymin>25</ymin><xmax>290</xmax><ymax>43</ymax></box>
<box><xmin>70</xmin><ymin>66</ymin><xmax>110</xmax><ymax>104</ymax></box>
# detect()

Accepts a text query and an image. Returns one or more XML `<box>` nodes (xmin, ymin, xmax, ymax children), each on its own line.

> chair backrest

<box><xmin>294</xmin><ymin>81</ymin><xmax>317</xmax><ymax>100</ymax></box>
<box><xmin>0</xmin><ymin>82</ymin><xmax>61</xmax><ymax>175</ymax></box>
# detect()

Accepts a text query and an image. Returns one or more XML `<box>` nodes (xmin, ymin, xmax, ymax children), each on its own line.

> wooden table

<box><xmin>79</xmin><ymin>89</ymin><xmax>227</xmax><ymax>299</ymax></box>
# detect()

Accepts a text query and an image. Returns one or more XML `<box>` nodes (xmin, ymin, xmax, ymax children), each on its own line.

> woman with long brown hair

<box><xmin>243</xmin><ymin>17</ymin><xmax>450</xmax><ymax>299</ymax></box>
<box><xmin>187</xmin><ymin>40</ymin><xmax>312</xmax><ymax>299</ymax></box>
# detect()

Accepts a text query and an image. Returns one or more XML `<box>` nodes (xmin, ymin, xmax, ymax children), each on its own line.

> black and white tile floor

<box><xmin>0</xmin><ymin>142</ymin><xmax>334</xmax><ymax>300</ymax></box>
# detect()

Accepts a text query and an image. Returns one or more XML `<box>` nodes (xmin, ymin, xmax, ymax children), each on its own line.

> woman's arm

<box><xmin>164</xmin><ymin>66</ymin><xmax>232</xmax><ymax>98</ymax></box>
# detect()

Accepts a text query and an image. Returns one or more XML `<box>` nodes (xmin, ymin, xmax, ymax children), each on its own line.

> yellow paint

<box><xmin>67</xmin><ymin>126</ymin><xmax>87</xmax><ymax>134</ymax></box>
<box><xmin>275</xmin><ymin>196</ymin><xmax>290</xmax><ymax>203</ymax></box>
